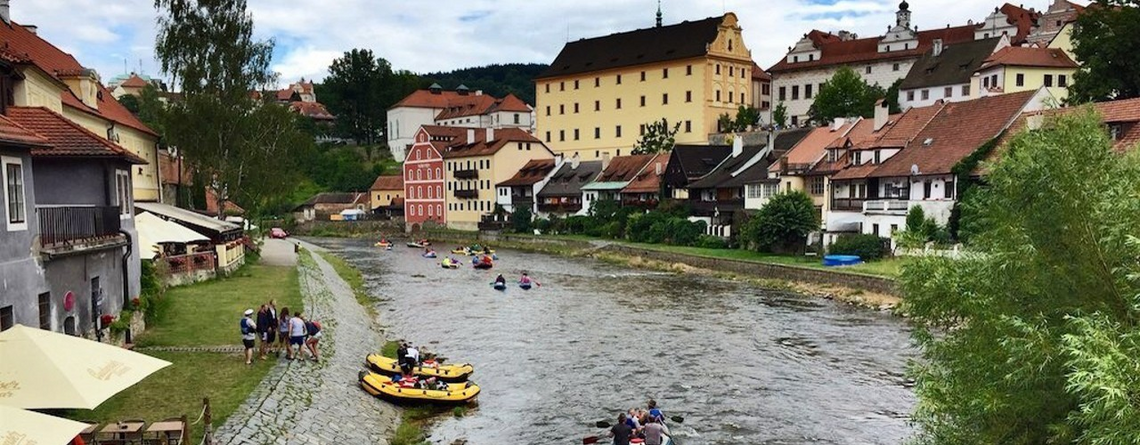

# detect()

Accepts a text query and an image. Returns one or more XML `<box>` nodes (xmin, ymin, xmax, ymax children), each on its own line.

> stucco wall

<box><xmin>13</xmin><ymin>67</ymin><xmax>65</xmax><ymax>112</ymax></box>
<box><xmin>42</xmin><ymin>250</ymin><xmax>128</xmax><ymax>338</ymax></box>
<box><xmin>772</xmin><ymin>59</ymin><xmax>914</xmax><ymax>125</ymax></box>
<box><xmin>387</xmin><ymin>107</ymin><xmax>438</xmax><ymax>162</ymax></box>
<box><xmin>0</xmin><ymin>149</ymin><xmax>50</xmax><ymax>329</ymax></box>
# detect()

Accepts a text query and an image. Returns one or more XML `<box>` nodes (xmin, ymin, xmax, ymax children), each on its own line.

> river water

<box><xmin>309</xmin><ymin>238</ymin><xmax>916</xmax><ymax>445</ymax></box>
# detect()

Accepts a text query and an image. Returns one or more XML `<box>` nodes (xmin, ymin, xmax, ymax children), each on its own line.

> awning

<box><xmin>135</xmin><ymin>212</ymin><xmax>210</xmax><ymax>259</ymax></box>
<box><xmin>135</xmin><ymin>202</ymin><xmax>242</xmax><ymax>238</ymax></box>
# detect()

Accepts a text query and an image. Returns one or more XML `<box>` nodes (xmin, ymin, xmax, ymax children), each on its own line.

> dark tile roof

<box><xmin>771</xmin><ymin>128</ymin><xmax>815</xmax><ymax>155</ymax></box>
<box><xmin>621</xmin><ymin>152</ymin><xmax>670</xmax><ymax>194</ymax></box>
<box><xmin>7</xmin><ymin>107</ymin><xmax>146</xmax><ymax>164</ymax></box>
<box><xmin>900</xmin><ymin>38</ymin><xmax>1002</xmax><ymax>90</ymax></box>
<box><xmin>687</xmin><ymin>145</ymin><xmax>768</xmax><ymax>189</ymax></box>
<box><xmin>537</xmin><ymin>160</ymin><xmax>603</xmax><ymax>197</ymax></box>
<box><xmin>537</xmin><ymin>15</ymin><xmax>723</xmax><ymax>80</ymax></box>
<box><xmin>721</xmin><ymin>157</ymin><xmax>774</xmax><ymax>187</ymax></box>
<box><xmin>498</xmin><ymin>158</ymin><xmax>556</xmax><ymax>187</ymax></box>
<box><xmin>669</xmin><ymin>144</ymin><xmax>732</xmax><ymax>180</ymax></box>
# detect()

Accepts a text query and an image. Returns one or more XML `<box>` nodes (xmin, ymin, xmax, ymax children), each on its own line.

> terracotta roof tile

<box><xmin>158</xmin><ymin>150</ymin><xmax>191</xmax><ymax>186</ymax></box>
<box><xmin>440</xmin><ymin>127</ymin><xmax>544</xmax><ymax>159</ymax></box>
<box><xmin>771</xmin><ymin>121</ymin><xmax>856</xmax><ymax>172</ymax></box>
<box><xmin>595</xmin><ymin>154</ymin><xmax>655</xmax><ymax>183</ymax></box>
<box><xmin>0</xmin><ymin>113</ymin><xmax>50</xmax><ymax>147</ymax></box>
<box><xmin>369</xmin><ymin>175</ymin><xmax>404</xmax><ymax>191</ymax></box>
<box><xmin>768</xmin><ymin>26</ymin><xmax>977</xmax><ymax>74</ymax></box>
<box><xmin>120</xmin><ymin>74</ymin><xmax>148</xmax><ymax>88</ymax></box>
<box><xmin>979</xmin><ymin>46</ymin><xmax>1078</xmax><ymax>70</ymax></box>
<box><xmin>751</xmin><ymin>62</ymin><xmax>771</xmax><ymax>81</ymax></box>
<box><xmin>622</xmin><ymin>152</ymin><xmax>670</xmax><ymax>194</ymax></box>
<box><xmin>289</xmin><ymin>101</ymin><xmax>335</xmax><ymax>120</ymax></box>
<box><xmin>498</xmin><ymin>158</ymin><xmax>556</xmax><ymax>187</ymax></box>
<box><xmin>6</xmin><ymin>106</ymin><xmax>147</xmax><ymax>164</ymax></box>
<box><xmin>830</xmin><ymin>105</ymin><xmax>944</xmax><ymax>180</ymax></box>
<box><xmin>489</xmin><ymin>94</ymin><xmax>532</xmax><ymax>113</ymax></box>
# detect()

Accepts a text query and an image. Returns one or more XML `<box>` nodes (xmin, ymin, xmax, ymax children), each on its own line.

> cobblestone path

<box><xmin>214</xmin><ymin>248</ymin><xmax>397</xmax><ymax>444</ymax></box>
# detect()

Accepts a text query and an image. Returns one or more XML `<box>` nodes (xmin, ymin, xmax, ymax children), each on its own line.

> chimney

<box><xmin>933</xmin><ymin>38</ymin><xmax>944</xmax><ymax>57</ymax></box>
<box><xmin>831</xmin><ymin>117</ymin><xmax>846</xmax><ymax>131</ymax></box>
<box><xmin>873</xmin><ymin>99</ymin><xmax>889</xmax><ymax>132</ymax></box>
<box><xmin>486</xmin><ymin>127</ymin><xmax>494</xmax><ymax>141</ymax></box>
<box><xmin>655</xmin><ymin>161</ymin><xmax>663</xmax><ymax>176</ymax></box>
<box><xmin>601</xmin><ymin>152</ymin><xmax>611</xmax><ymax>171</ymax></box>
<box><xmin>767</xmin><ymin>130</ymin><xmax>776</xmax><ymax>155</ymax></box>
<box><xmin>466</xmin><ymin>128</ymin><xmax>475</xmax><ymax>143</ymax></box>
<box><xmin>731</xmin><ymin>133</ymin><xmax>744</xmax><ymax>157</ymax></box>
<box><xmin>23</xmin><ymin>25</ymin><xmax>36</xmax><ymax>35</ymax></box>
<box><xmin>570</xmin><ymin>153</ymin><xmax>580</xmax><ymax>170</ymax></box>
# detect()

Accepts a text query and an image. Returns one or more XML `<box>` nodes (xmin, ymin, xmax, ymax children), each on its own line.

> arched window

<box><xmin>427</xmin><ymin>187</ymin><xmax>433</xmax><ymax>199</ymax></box>
<box><xmin>406</xmin><ymin>170</ymin><xmax>411</xmax><ymax>180</ymax></box>
<box><xmin>428</xmin><ymin>205</ymin><xmax>433</xmax><ymax>216</ymax></box>
<box><xmin>415</xmin><ymin>150</ymin><xmax>420</xmax><ymax>160</ymax></box>
<box><xmin>416</xmin><ymin>169</ymin><xmax>421</xmax><ymax>181</ymax></box>
<box><xmin>436</xmin><ymin>186</ymin><xmax>441</xmax><ymax>198</ymax></box>
<box><xmin>419</xmin><ymin>205</ymin><xmax>424</xmax><ymax>216</ymax></box>
<box><xmin>435</xmin><ymin>167</ymin><xmax>441</xmax><ymax>178</ymax></box>
<box><xmin>436</xmin><ymin>204</ymin><xmax>441</xmax><ymax>216</ymax></box>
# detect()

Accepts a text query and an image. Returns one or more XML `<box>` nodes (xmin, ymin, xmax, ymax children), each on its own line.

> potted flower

<box><xmin>100</xmin><ymin>313</ymin><xmax>115</xmax><ymax>327</ymax></box>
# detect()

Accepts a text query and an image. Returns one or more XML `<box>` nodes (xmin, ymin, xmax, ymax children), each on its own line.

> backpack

<box><xmin>306</xmin><ymin>320</ymin><xmax>321</xmax><ymax>335</ymax></box>
<box><xmin>240</xmin><ymin>318</ymin><xmax>251</xmax><ymax>335</ymax></box>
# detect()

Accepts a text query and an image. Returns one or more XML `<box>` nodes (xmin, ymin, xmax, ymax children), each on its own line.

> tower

<box><xmin>656</xmin><ymin>0</ymin><xmax>662</xmax><ymax>27</ymax></box>
<box><xmin>896</xmin><ymin>0</ymin><xmax>911</xmax><ymax>28</ymax></box>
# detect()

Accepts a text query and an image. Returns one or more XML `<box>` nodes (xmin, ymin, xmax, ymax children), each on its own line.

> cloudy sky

<box><xmin>14</xmin><ymin>0</ymin><xmax>1059</xmax><ymax>87</ymax></box>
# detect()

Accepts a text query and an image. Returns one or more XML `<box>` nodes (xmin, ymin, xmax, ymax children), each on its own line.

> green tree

<box><xmin>632</xmin><ymin>118</ymin><xmax>680</xmax><ymax>154</ymax></box>
<box><xmin>135</xmin><ymin>84</ymin><xmax>168</xmax><ymax>138</ymax></box>
<box><xmin>884</xmin><ymin>78</ymin><xmax>903</xmax><ymax>114</ymax></box>
<box><xmin>322</xmin><ymin>49</ymin><xmax>390</xmax><ymax>146</ymax></box>
<box><xmin>734</xmin><ymin>105</ymin><xmax>760</xmax><ymax>131</ymax></box>
<box><xmin>741</xmin><ymin>191</ymin><xmax>818</xmax><ymax>253</ymax></box>
<box><xmin>771</xmin><ymin>102</ymin><xmax>789</xmax><ymax>128</ymax></box>
<box><xmin>808</xmin><ymin>66</ymin><xmax>884</xmax><ymax>124</ymax></box>
<box><xmin>155</xmin><ymin>0</ymin><xmax>307</xmax><ymax>216</ymax></box>
<box><xmin>511</xmin><ymin>205</ymin><xmax>533</xmax><ymax>233</ymax></box>
<box><xmin>901</xmin><ymin>109</ymin><xmax>1140</xmax><ymax>444</ymax></box>
<box><xmin>118</xmin><ymin>94</ymin><xmax>141</xmax><ymax>114</ymax></box>
<box><xmin>1070</xmin><ymin>0</ymin><xmax>1140</xmax><ymax>102</ymax></box>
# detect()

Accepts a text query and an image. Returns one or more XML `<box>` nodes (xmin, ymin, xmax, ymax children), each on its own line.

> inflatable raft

<box><xmin>375</xmin><ymin>241</ymin><xmax>392</xmax><ymax>248</ymax></box>
<box><xmin>365</xmin><ymin>354</ymin><xmax>474</xmax><ymax>382</ymax></box>
<box><xmin>407</xmin><ymin>242</ymin><xmax>424</xmax><ymax>248</ymax></box>
<box><xmin>492</xmin><ymin>282</ymin><xmax>507</xmax><ymax>290</ymax></box>
<box><xmin>359</xmin><ymin>371</ymin><xmax>480</xmax><ymax>405</ymax></box>
<box><xmin>519</xmin><ymin>282</ymin><xmax>532</xmax><ymax>290</ymax></box>
<box><xmin>423</xmin><ymin>252</ymin><xmax>438</xmax><ymax>258</ymax></box>
<box><xmin>441</xmin><ymin>258</ymin><xmax>459</xmax><ymax>269</ymax></box>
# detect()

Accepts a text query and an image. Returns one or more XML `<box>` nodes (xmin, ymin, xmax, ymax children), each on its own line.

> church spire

<box><xmin>656</xmin><ymin>0</ymin><xmax>662</xmax><ymax>27</ymax></box>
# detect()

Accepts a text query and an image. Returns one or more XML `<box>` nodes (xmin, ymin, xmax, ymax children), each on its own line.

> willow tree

<box><xmin>901</xmin><ymin>109</ymin><xmax>1140</xmax><ymax>444</ymax></box>
<box><xmin>154</xmin><ymin>0</ymin><xmax>307</xmax><ymax>216</ymax></box>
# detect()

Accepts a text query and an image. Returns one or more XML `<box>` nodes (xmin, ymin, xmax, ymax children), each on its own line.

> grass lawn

<box><xmin>616</xmin><ymin>242</ymin><xmax>909</xmax><ymax>278</ymax></box>
<box><xmin>137</xmin><ymin>264</ymin><xmax>303</xmax><ymax>347</ymax></box>
<box><xmin>64</xmin><ymin>261</ymin><xmax>304</xmax><ymax>441</ymax></box>
<box><xmin>316</xmin><ymin>251</ymin><xmax>369</xmax><ymax>308</ymax></box>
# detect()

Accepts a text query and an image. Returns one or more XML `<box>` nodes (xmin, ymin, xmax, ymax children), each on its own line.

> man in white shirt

<box><xmin>288</xmin><ymin>311</ymin><xmax>307</xmax><ymax>360</ymax></box>
<box><xmin>405</xmin><ymin>344</ymin><xmax>420</xmax><ymax>368</ymax></box>
<box><xmin>240</xmin><ymin>309</ymin><xmax>256</xmax><ymax>365</ymax></box>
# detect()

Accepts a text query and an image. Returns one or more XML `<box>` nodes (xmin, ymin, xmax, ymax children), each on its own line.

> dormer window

<box><xmin>793</xmin><ymin>55</ymin><xmax>799</xmax><ymax>63</ymax></box>
<box><xmin>809</xmin><ymin>54</ymin><xmax>814</xmax><ymax>61</ymax></box>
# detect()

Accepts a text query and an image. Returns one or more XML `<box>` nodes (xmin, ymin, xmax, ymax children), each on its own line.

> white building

<box><xmin>387</xmin><ymin>84</ymin><xmax>534</xmax><ymax>161</ymax></box>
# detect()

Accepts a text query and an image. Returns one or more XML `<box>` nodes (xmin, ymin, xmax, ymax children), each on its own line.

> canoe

<box><xmin>365</xmin><ymin>353</ymin><xmax>474</xmax><ymax>382</ymax></box>
<box><xmin>423</xmin><ymin>252</ymin><xmax>438</xmax><ymax>258</ymax></box>
<box><xmin>492</xmin><ymin>282</ymin><xmax>507</xmax><ymax>290</ymax></box>
<box><xmin>407</xmin><ymin>242</ymin><xmax>424</xmax><ymax>248</ymax></box>
<box><xmin>359</xmin><ymin>371</ymin><xmax>479</xmax><ymax>405</ymax></box>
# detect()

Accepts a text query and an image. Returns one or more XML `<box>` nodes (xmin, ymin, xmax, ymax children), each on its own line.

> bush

<box><xmin>696</xmin><ymin>234</ymin><xmax>728</xmax><ymax>249</ymax></box>
<box><xmin>741</xmin><ymin>191</ymin><xmax>819</xmax><ymax>253</ymax></box>
<box><xmin>511</xmin><ymin>206</ymin><xmax>533</xmax><ymax>233</ymax></box>
<box><xmin>829</xmin><ymin>234</ymin><xmax>888</xmax><ymax>260</ymax></box>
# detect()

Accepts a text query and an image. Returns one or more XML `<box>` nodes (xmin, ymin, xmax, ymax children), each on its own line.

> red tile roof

<box><xmin>771</xmin><ymin>121</ymin><xmax>856</xmax><ymax>172</ymax></box>
<box><xmin>158</xmin><ymin>150</ymin><xmax>191</xmax><ymax>186</ymax></box>
<box><xmin>595</xmin><ymin>154</ymin><xmax>655</xmax><ymax>183</ymax></box>
<box><xmin>369</xmin><ymin>175</ymin><xmax>404</xmax><ymax>191</ymax></box>
<box><xmin>622</xmin><ymin>152</ymin><xmax>670</xmax><ymax>194</ymax></box>
<box><xmin>6</xmin><ymin>107</ymin><xmax>147</xmax><ymax>164</ymax></box>
<box><xmin>0</xmin><ymin>113</ymin><xmax>51</xmax><ymax>147</ymax></box>
<box><xmin>498</xmin><ymin>158</ymin><xmax>556</xmax><ymax>187</ymax></box>
<box><xmin>768</xmin><ymin>26</ymin><xmax>977</xmax><ymax>74</ymax></box>
<box><xmin>870</xmin><ymin>90</ymin><xmax>1038</xmax><ymax>178</ymax></box>
<box><xmin>491</xmin><ymin>94</ymin><xmax>532</xmax><ymax>113</ymax></box>
<box><xmin>831</xmin><ymin>105</ymin><xmax>944</xmax><ymax>180</ymax></box>
<box><xmin>0</xmin><ymin>21</ymin><xmax>158</xmax><ymax>137</ymax></box>
<box><xmin>205</xmin><ymin>188</ymin><xmax>245</xmax><ymax>216</ymax></box>
<box><xmin>276</xmin><ymin>89</ymin><xmax>297</xmax><ymax>101</ymax></box>
<box><xmin>120</xmin><ymin>74</ymin><xmax>148</xmax><ymax>88</ymax></box>
<box><xmin>433</xmin><ymin>94</ymin><xmax>497</xmax><ymax>120</ymax></box>
<box><xmin>751</xmin><ymin>62</ymin><xmax>771</xmax><ymax>81</ymax></box>
<box><xmin>392</xmin><ymin>90</ymin><xmax>533</xmax><ymax>121</ymax></box>
<box><xmin>289</xmin><ymin>101</ymin><xmax>335</xmax><ymax>120</ymax></box>
<box><xmin>440</xmin><ymin>127</ymin><xmax>544</xmax><ymax>159</ymax></box>
<box><xmin>990</xmin><ymin>97</ymin><xmax>1140</xmax><ymax>165</ymax></box>
<box><xmin>979</xmin><ymin>46</ymin><xmax>1078</xmax><ymax>70</ymax></box>
<box><xmin>1091</xmin><ymin>97</ymin><xmax>1140</xmax><ymax>123</ymax></box>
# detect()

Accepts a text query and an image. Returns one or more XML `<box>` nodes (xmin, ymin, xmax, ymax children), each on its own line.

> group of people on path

<box><xmin>240</xmin><ymin>300</ymin><xmax>323</xmax><ymax>365</ymax></box>
<box><xmin>609</xmin><ymin>400</ymin><xmax>670</xmax><ymax>445</ymax></box>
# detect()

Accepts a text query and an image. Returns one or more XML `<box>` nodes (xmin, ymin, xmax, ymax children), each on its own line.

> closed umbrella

<box><xmin>0</xmin><ymin>324</ymin><xmax>171</xmax><ymax>410</ymax></box>
<box><xmin>0</xmin><ymin>404</ymin><xmax>88</xmax><ymax>445</ymax></box>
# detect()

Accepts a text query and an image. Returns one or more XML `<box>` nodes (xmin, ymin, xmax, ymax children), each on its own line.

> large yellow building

<box><xmin>535</xmin><ymin>13</ymin><xmax>755</xmax><ymax>161</ymax></box>
<box><xmin>443</xmin><ymin>128</ymin><xmax>554</xmax><ymax>231</ymax></box>
<box><xmin>973</xmin><ymin>46</ymin><xmax>1078</xmax><ymax>103</ymax></box>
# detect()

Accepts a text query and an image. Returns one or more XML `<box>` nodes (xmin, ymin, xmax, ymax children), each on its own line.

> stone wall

<box><xmin>293</xmin><ymin>219</ymin><xmax>405</xmax><ymax>237</ymax></box>
<box><xmin>600</xmin><ymin>244</ymin><xmax>898</xmax><ymax>295</ymax></box>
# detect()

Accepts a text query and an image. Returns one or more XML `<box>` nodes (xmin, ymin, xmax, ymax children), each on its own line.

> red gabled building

<box><xmin>403</xmin><ymin>125</ymin><xmax>465</xmax><ymax>229</ymax></box>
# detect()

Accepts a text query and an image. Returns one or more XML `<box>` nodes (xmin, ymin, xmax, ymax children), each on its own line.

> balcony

<box><xmin>831</xmin><ymin>198</ymin><xmax>867</xmax><ymax>212</ymax></box>
<box><xmin>38</xmin><ymin>206</ymin><xmax>127</xmax><ymax>255</ymax></box>
<box><xmin>454</xmin><ymin>189</ymin><xmax>478</xmax><ymax>199</ymax></box>
<box><xmin>689</xmin><ymin>199</ymin><xmax>744</xmax><ymax>216</ymax></box>
<box><xmin>454</xmin><ymin>169</ymin><xmax>479</xmax><ymax>179</ymax></box>
<box><xmin>862</xmin><ymin>199</ymin><xmax>911</xmax><ymax>214</ymax></box>
<box><xmin>781</xmin><ymin>162</ymin><xmax>814</xmax><ymax>175</ymax></box>
<box><xmin>862</xmin><ymin>199</ymin><xmax>956</xmax><ymax>222</ymax></box>
<box><xmin>537</xmin><ymin>201</ymin><xmax>582</xmax><ymax>213</ymax></box>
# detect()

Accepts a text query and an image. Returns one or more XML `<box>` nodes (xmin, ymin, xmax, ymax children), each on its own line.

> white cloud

<box><xmin>14</xmin><ymin>0</ymin><xmax>1063</xmax><ymax>87</ymax></box>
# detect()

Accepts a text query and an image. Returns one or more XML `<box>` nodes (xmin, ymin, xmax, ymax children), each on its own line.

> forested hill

<box><xmin>420</xmin><ymin>63</ymin><xmax>548</xmax><ymax>106</ymax></box>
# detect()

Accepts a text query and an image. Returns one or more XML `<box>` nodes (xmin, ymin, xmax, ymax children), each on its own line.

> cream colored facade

<box><xmin>973</xmin><ymin>65</ymin><xmax>1076</xmax><ymax>103</ymax></box>
<box><xmin>444</xmin><ymin>139</ymin><xmax>554</xmax><ymax>231</ymax></box>
<box><xmin>370</xmin><ymin>188</ymin><xmax>403</xmax><ymax>210</ymax></box>
<box><xmin>535</xmin><ymin>13</ymin><xmax>754</xmax><ymax>161</ymax></box>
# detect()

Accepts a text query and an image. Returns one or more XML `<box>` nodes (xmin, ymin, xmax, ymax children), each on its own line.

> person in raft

<box><xmin>494</xmin><ymin>274</ymin><xmax>506</xmax><ymax>286</ymax></box>
<box><xmin>609</xmin><ymin>413</ymin><xmax>633</xmax><ymax>445</ymax></box>
<box><xmin>519</xmin><ymin>272</ymin><xmax>533</xmax><ymax>286</ymax></box>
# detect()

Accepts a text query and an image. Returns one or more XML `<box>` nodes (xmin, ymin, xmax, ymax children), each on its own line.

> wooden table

<box><xmin>96</xmin><ymin>421</ymin><xmax>145</xmax><ymax>443</ymax></box>
<box><xmin>78</xmin><ymin>423</ymin><xmax>100</xmax><ymax>442</ymax></box>
<box><xmin>144</xmin><ymin>421</ymin><xmax>185</xmax><ymax>444</ymax></box>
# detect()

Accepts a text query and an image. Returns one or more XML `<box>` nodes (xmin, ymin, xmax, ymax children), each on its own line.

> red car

<box><xmin>270</xmin><ymin>228</ymin><xmax>288</xmax><ymax>239</ymax></box>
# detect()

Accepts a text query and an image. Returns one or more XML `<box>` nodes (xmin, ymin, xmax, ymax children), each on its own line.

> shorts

<box><xmin>242</xmin><ymin>339</ymin><xmax>255</xmax><ymax>349</ymax></box>
<box><xmin>263</xmin><ymin>330</ymin><xmax>277</xmax><ymax>343</ymax></box>
<box><xmin>289</xmin><ymin>335</ymin><xmax>304</xmax><ymax>346</ymax></box>
<box><xmin>277</xmin><ymin>330</ymin><xmax>288</xmax><ymax>343</ymax></box>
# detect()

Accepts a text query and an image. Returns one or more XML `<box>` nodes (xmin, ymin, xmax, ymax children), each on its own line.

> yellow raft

<box><xmin>365</xmin><ymin>353</ymin><xmax>474</xmax><ymax>382</ymax></box>
<box><xmin>358</xmin><ymin>371</ymin><xmax>480</xmax><ymax>405</ymax></box>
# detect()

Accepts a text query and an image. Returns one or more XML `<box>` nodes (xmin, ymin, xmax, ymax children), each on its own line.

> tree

<box><xmin>135</xmin><ymin>84</ymin><xmax>167</xmax><ymax>138</ymax></box>
<box><xmin>632</xmin><ymin>118</ymin><xmax>680</xmax><ymax>154</ymax></box>
<box><xmin>808</xmin><ymin>66</ymin><xmax>884</xmax><ymax>124</ymax></box>
<box><xmin>155</xmin><ymin>0</ymin><xmax>307</xmax><ymax>216</ymax></box>
<box><xmin>741</xmin><ymin>191</ymin><xmax>818</xmax><ymax>253</ymax></box>
<box><xmin>1069</xmin><ymin>0</ymin><xmax>1140</xmax><ymax>102</ymax></box>
<box><xmin>118</xmin><ymin>94</ymin><xmax>141</xmax><ymax>114</ymax></box>
<box><xmin>511</xmin><ymin>205</ymin><xmax>533</xmax><ymax>233</ymax></box>
<box><xmin>884</xmin><ymin>78</ymin><xmax>903</xmax><ymax>114</ymax></box>
<box><xmin>734</xmin><ymin>105</ymin><xmax>760</xmax><ymax>131</ymax></box>
<box><xmin>901</xmin><ymin>109</ymin><xmax>1140</xmax><ymax>444</ymax></box>
<box><xmin>322</xmin><ymin>49</ymin><xmax>390</xmax><ymax>146</ymax></box>
<box><xmin>771</xmin><ymin>102</ymin><xmax>789</xmax><ymax>128</ymax></box>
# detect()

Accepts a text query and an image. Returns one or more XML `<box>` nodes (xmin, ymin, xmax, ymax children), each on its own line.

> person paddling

<box><xmin>494</xmin><ymin>274</ymin><xmax>506</xmax><ymax>286</ymax></box>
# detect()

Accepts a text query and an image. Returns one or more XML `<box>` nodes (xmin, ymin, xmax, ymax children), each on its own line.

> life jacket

<box><xmin>240</xmin><ymin>318</ymin><xmax>252</xmax><ymax>335</ymax></box>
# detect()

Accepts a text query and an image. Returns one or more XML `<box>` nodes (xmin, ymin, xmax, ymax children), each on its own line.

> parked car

<box><xmin>270</xmin><ymin>228</ymin><xmax>288</xmax><ymax>239</ymax></box>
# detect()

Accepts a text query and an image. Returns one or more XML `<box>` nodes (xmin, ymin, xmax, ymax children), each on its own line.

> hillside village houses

<box><xmin>441</xmin><ymin>127</ymin><xmax>554</xmax><ymax>231</ymax></box>
<box><xmin>388</xmin><ymin>85</ymin><xmax>534</xmax><ymax>162</ymax></box>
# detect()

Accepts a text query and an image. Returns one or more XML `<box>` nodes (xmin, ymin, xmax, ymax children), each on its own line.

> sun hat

<box><xmin>244</xmin><ymin>309</ymin><xmax>254</xmax><ymax>316</ymax></box>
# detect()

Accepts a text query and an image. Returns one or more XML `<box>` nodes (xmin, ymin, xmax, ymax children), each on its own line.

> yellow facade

<box><xmin>973</xmin><ymin>66</ymin><xmax>1076</xmax><ymax>103</ymax></box>
<box><xmin>444</xmin><ymin>141</ymin><xmax>554</xmax><ymax>230</ymax></box>
<box><xmin>14</xmin><ymin>68</ymin><xmax>65</xmax><ymax>112</ymax></box>
<box><xmin>535</xmin><ymin>13</ymin><xmax>754</xmax><ymax>161</ymax></box>
<box><xmin>1047</xmin><ymin>22</ymin><xmax>1076</xmax><ymax>61</ymax></box>
<box><xmin>370</xmin><ymin>189</ymin><xmax>404</xmax><ymax>210</ymax></box>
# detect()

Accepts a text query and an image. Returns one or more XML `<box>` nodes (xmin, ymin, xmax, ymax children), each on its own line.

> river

<box><xmin>308</xmin><ymin>238</ymin><xmax>916</xmax><ymax>445</ymax></box>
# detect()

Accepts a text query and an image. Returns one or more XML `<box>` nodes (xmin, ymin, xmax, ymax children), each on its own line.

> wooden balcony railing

<box><xmin>453</xmin><ymin>189</ymin><xmax>478</xmax><ymax>199</ymax></box>
<box><xmin>38</xmin><ymin>206</ymin><xmax>122</xmax><ymax>247</ymax></box>
<box><xmin>454</xmin><ymin>169</ymin><xmax>479</xmax><ymax>180</ymax></box>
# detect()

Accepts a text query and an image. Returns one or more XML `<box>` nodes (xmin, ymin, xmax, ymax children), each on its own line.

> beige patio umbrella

<box><xmin>0</xmin><ymin>405</ymin><xmax>88</xmax><ymax>445</ymax></box>
<box><xmin>0</xmin><ymin>324</ymin><xmax>171</xmax><ymax>410</ymax></box>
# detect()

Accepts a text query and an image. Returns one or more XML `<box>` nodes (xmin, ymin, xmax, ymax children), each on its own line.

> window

<box><xmin>686</xmin><ymin>65</ymin><xmax>692</xmax><ymax>76</ymax></box>
<box><xmin>574</xmin><ymin>80</ymin><xmax>579</xmax><ymax>90</ymax></box>
<box><xmin>921</xmin><ymin>89</ymin><xmax>929</xmax><ymax>100</ymax></box>
<box><xmin>560</xmin><ymin>81</ymin><xmax>565</xmax><ymax>91</ymax></box>
<box><xmin>906</xmin><ymin>91</ymin><xmax>915</xmax><ymax>101</ymax></box>
<box><xmin>639</xmin><ymin>124</ymin><xmax>646</xmax><ymax>136</ymax></box>
<box><xmin>428</xmin><ymin>204</ymin><xmax>433</xmax><ymax>216</ymax></box>
<box><xmin>615</xmin><ymin>126</ymin><xmax>622</xmax><ymax>137</ymax></box>
<box><xmin>640</xmin><ymin>71</ymin><xmax>646</xmax><ymax>82</ymax></box>
<box><xmin>684</xmin><ymin>120</ymin><xmax>692</xmax><ymax>133</ymax></box>
<box><xmin>594</xmin><ymin>127</ymin><xmax>601</xmax><ymax>139</ymax></box>
<box><xmin>741</xmin><ymin>93</ymin><xmax>745</xmax><ymax>103</ymax></box>
<box><xmin>0</xmin><ymin>305</ymin><xmax>12</xmax><ymax>331</ymax></box>
<box><xmin>791</xmin><ymin>86</ymin><xmax>799</xmax><ymax>100</ymax></box>
<box><xmin>594</xmin><ymin>77</ymin><xmax>600</xmax><ymax>87</ymax></box>
<box><xmin>437</xmin><ymin>205</ymin><xmax>442</xmax><ymax>216</ymax></box>
<box><xmin>559</xmin><ymin>104</ymin><xmax>565</xmax><ymax>115</ymax></box>
<box><xmin>116</xmin><ymin>170</ymin><xmax>131</xmax><ymax>216</ymax></box>
<box><xmin>893</xmin><ymin>63</ymin><xmax>900</xmax><ymax>71</ymax></box>
<box><xmin>616</xmin><ymin>74</ymin><xmax>622</xmax><ymax>85</ymax></box>
<box><xmin>38</xmin><ymin>293</ymin><xmax>51</xmax><ymax>330</ymax></box>
<box><xmin>545</xmin><ymin>131</ymin><xmax>551</xmax><ymax>142</ymax></box>
<box><xmin>640</xmin><ymin>96</ymin><xmax>646</xmax><ymax>107</ymax></box>
<box><xmin>762</xmin><ymin>84</ymin><xmax>770</xmax><ymax>95</ymax></box>
<box><xmin>778</xmin><ymin>86</ymin><xmax>786</xmax><ymax>101</ymax></box>
<box><xmin>574</xmin><ymin>103</ymin><xmax>579</xmax><ymax>113</ymax></box>
<box><xmin>805</xmin><ymin>84</ymin><xmax>813</xmax><ymax>99</ymax></box>
<box><xmin>1044</xmin><ymin>74</ymin><xmax>1054</xmax><ymax>87</ymax></box>
<box><xmin>616</xmin><ymin>98</ymin><xmax>622</xmax><ymax>109</ymax></box>
<box><xmin>729</xmin><ymin>67</ymin><xmax>734</xmax><ymax>77</ymax></box>
<box><xmin>544</xmin><ymin>84</ymin><xmax>550</xmax><ymax>93</ymax></box>
<box><xmin>513</xmin><ymin>114</ymin><xmax>520</xmax><ymax>124</ymax></box>
<box><xmin>944</xmin><ymin>179</ymin><xmax>954</xmax><ymax>199</ymax></box>
<box><xmin>809</xmin><ymin>177</ymin><xmax>825</xmax><ymax>195</ymax></box>
<box><xmin>808</xmin><ymin>54</ymin><xmax>814</xmax><ymax>61</ymax></box>
<box><xmin>716</xmin><ymin>90</ymin><xmax>722</xmax><ymax>102</ymax></box>
<box><xmin>1016</xmin><ymin>73</ymin><xmax>1025</xmax><ymax>87</ymax></box>
<box><xmin>573</xmin><ymin>129</ymin><xmax>579</xmax><ymax>141</ymax></box>
<box><xmin>663</xmin><ymin>68</ymin><xmax>669</xmax><ymax>79</ymax></box>
<box><xmin>594</xmin><ymin>100</ymin><xmax>600</xmax><ymax>111</ymax></box>
<box><xmin>990</xmin><ymin>75</ymin><xmax>998</xmax><ymax>88</ymax></box>
<box><xmin>728</xmin><ymin>91</ymin><xmax>733</xmax><ymax>103</ymax></box>
<box><xmin>865</xmin><ymin>66</ymin><xmax>872</xmax><ymax>74</ymax></box>
<box><xmin>962</xmin><ymin>84</ymin><xmax>970</xmax><ymax>96</ymax></box>
<box><xmin>662</xmin><ymin>93</ymin><xmax>668</xmax><ymax>105</ymax></box>
<box><xmin>1059</xmin><ymin>75</ymin><xmax>1068</xmax><ymax>87</ymax></box>
<box><xmin>983</xmin><ymin>76</ymin><xmax>990</xmax><ymax>88</ymax></box>
<box><xmin>716</xmin><ymin>64</ymin><xmax>721</xmax><ymax>75</ymax></box>
<box><xmin>436</xmin><ymin>185</ymin><xmax>441</xmax><ymax>197</ymax></box>
<box><xmin>3</xmin><ymin>157</ymin><xmax>26</xmax><ymax>228</ymax></box>
<box><xmin>559</xmin><ymin>130</ymin><xmax>565</xmax><ymax>142</ymax></box>
<box><xmin>944</xmin><ymin>87</ymin><xmax>953</xmax><ymax>98</ymax></box>
<box><xmin>872</xmin><ymin>224</ymin><xmax>879</xmax><ymax>236</ymax></box>
<box><xmin>685</xmin><ymin>91</ymin><xmax>692</xmax><ymax>102</ymax></box>
<box><xmin>791</xmin><ymin>116</ymin><xmax>799</xmax><ymax>126</ymax></box>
